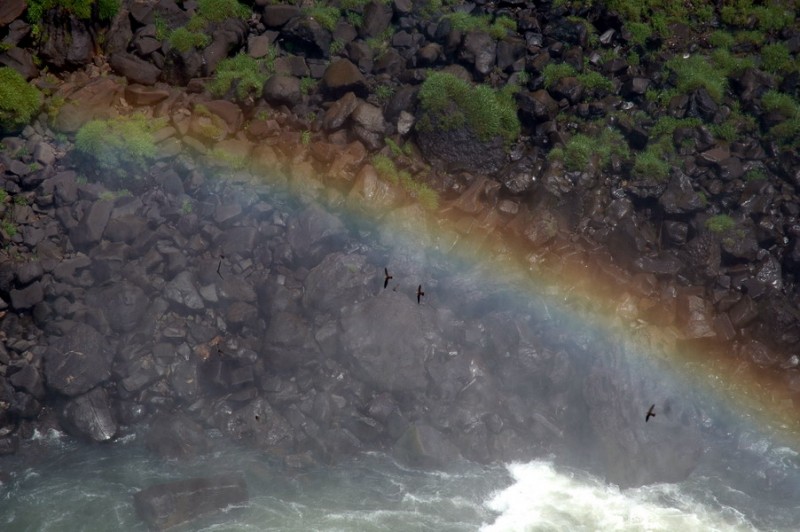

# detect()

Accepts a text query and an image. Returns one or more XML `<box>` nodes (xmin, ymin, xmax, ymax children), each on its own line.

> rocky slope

<box><xmin>1</xmin><ymin>0</ymin><xmax>800</xmax><ymax>487</ymax></box>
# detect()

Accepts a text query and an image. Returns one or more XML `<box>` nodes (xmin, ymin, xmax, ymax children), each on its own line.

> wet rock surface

<box><xmin>0</xmin><ymin>0</ymin><xmax>799</xmax><ymax>500</ymax></box>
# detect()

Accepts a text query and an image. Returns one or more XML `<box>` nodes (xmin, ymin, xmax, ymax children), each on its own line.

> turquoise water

<box><xmin>2</xmin><ymin>429</ymin><xmax>799</xmax><ymax>531</ymax></box>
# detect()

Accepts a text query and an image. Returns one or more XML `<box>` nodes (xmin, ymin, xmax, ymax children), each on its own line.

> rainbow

<box><xmin>144</xmin><ymin>117</ymin><xmax>800</xmax><ymax>445</ymax></box>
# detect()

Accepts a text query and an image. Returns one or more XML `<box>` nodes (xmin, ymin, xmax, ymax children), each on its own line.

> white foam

<box><xmin>481</xmin><ymin>461</ymin><xmax>758</xmax><ymax>532</ymax></box>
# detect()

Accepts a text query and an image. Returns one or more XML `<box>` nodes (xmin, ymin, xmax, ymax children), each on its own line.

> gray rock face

<box><xmin>460</xmin><ymin>32</ymin><xmax>496</xmax><ymax>75</ymax></box>
<box><xmin>134</xmin><ymin>474</ymin><xmax>248</xmax><ymax>531</ymax></box>
<box><xmin>340</xmin><ymin>292</ymin><xmax>432</xmax><ymax>392</ymax></box>
<box><xmin>303</xmin><ymin>253</ymin><xmax>372</xmax><ymax>315</ymax></box>
<box><xmin>69</xmin><ymin>199</ymin><xmax>114</xmax><ymax>250</ymax></box>
<box><xmin>45</xmin><ymin>324</ymin><xmax>111</xmax><ymax>397</ymax></box>
<box><xmin>165</xmin><ymin>271</ymin><xmax>204</xmax><ymax>310</ymax></box>
<box><xmin>93</xmin><ymin>282</ymin><xmax>149</xmax><ymax>333</ymax></box>
<box><xmin>62</xmin><ymin>387</ymin><xmax>117</xmax><ymax>442</ymax></box>
<box><xmin>263</xmin><ymin>311</ymin><xmax>320</xmax><ymax>370</ymax></box>
<box><xmin>9</xmin><ymin>281</ymin><xmax>44</xmax><ymax>310</ymax></box>
<box><xmin>415</xmin><ymin>112</ymin><xmax>507</xmax><ymax>175</ymax></box>
<box><xmin>286</xmin><ymin>205</ymin><xmax>347</xmax><ymax>266</ymax></box>
<box><xmin>145</xmin><ymin>413</ymin><xmax>209</xmax><ymax>459</ymax></box>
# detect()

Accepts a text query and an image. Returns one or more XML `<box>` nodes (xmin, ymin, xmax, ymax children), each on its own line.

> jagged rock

<box><xmin>202</xmin><ymin>18</ymin><xmax>248</xmax><ymax>75</ymax></box>
<box><xmin>360</xmin><ymin>1</ymin><xmax>393</xmax><ymax>38</ymax></box>
<box><xmin>0</xmin><ymin>46</ymin><xmax>38</xmax><ymax>79</ymax></box>
<box><xmin>45</xmin><ymin>323</ymin><xmax>111</xmax><ymax>397</ymax></box>
<box><xmin>303</xmin><ymin>253</ymin><xmax>371</xmax><ymax>315</ymax></box>
<box><xmin>282</xmin><ymin>15</ymin><xmax>331</xmax><ymax>57</ymax></box>
<box><xmin>0</xmin><ymin>0</ymin><xmax>26</xmax><ymax>26</ymax></box>
<box><xmin>323</xmin><ymin>91</ymin><xmax>359</xmax><ymax>130</ymax></box>
<box><xmin>416</xmin><ymin>112</ymin><xmax>507</xmax><ymax>175</ymax></box>
<box><xmin>460</xmin><ymin>31</ymin><xmax>496</xmax><ymax>75</ymax></box>
<box><xmin>322</xmin><ymin>59</ymin><xmax>367</xmax><ymax>98</ymax></box>
<box><xmin>393</xmin><ymin>424</ymin><xmax>462</xmax><ymax>468</ymax></box>
<box><xmin>134</xmin><ymin>474</ymin><xmax>248</xmax><ymax>531</ymax></box>
<box><xmin>145</xmin><ymin>413</ymin><xmax>209</xmax><ymax>459</ymax></box>
<box><xmin>9</xmin><ymin>281</ymin><xmax>44</xmax><ymax>310</ymax></box>
<box><xmin>165</xmin><ymin>271</ymin><xmax>204</xmax><ymax>310</ymax></box>
<box><xmin>262</xmin><ymin>311</ymin><xmax>320</xmax><ymax>370</ymax></box>
<box><xmin>109</xmin><ymin>52</ymin><xmax>162</xmax><ymax>85</ymax></box>
<box><xmin>69</xmin><ymin>199</ymin><xmax>114</xmax><ymax>250</ymax></box>
<box><xmin>8</xmin><ymin>363</ymin><xmax>46</xmax><ymax>399</ymax></box>
<box><xmin>62</xmin><ymin>387</ymin><xmax>117</xmax><ymax>442</ymax></box>
<box><xmin>262</xmin><ymin>74</ymin><xmax>302</xmax><ymax>106</ymax></box>
<box><xmin>517</xmin><ymin>89</ymin><xmax>559</xmax><ymax>124</ymax></box>
<box><xmin>659</xmin><ymin>172</ymin><xmax>705</xmax><ymax>214</ymax></box>
<box><xmin>286</xmin><ymin>204</ymin><xmax>347</xmax><ymax>266</ymax></box>
<box><xmin>350</xmin><ymin>101</ymin><xmax>386</xmax><ymax>133</ymax></box>
<box><xmin>38</xmin><ymin>12</ymin><xmax>95</xmax><ymax>68</ymax></box>
<box><xmin>92</xmin><ymin>282</ymin><xmax>149</xmax><ymax>333</ymax></box>
<box><xmin>340</xmin><ymin>292</ymin><xmax>433</xmax><ymax>392</ymax></box>
<box><xmin>53</xmin><ymin>77</ymin><xmax>121</xmax><ymax>132</ymax></box>
<box><xmin>124</xmin><ymin>84</ymin><xmax>170</xmax><ymax>106</ymax></box>
<box><xmin>262</xmin><ymin>5</ymin><xmax>301</xmax><ymax>28</ymax></box>
<box><xmin>161</xmin><ymin>48</ymin><xmax>203</xmax><ymax>86</ymax></box>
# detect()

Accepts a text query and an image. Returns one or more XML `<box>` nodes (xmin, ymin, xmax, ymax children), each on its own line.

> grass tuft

<box><xmin>0</xmin><ymin>67</ymin><xmax>42</xmax><ymax>132</ymax></box>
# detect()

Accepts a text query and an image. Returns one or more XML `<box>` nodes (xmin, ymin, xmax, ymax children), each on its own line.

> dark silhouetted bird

<box><xmin>217</xmin><ymin>254</ymin><xmax>225</xmax><ymax>279</ymax></box>
<box><xmin>417</xmin><ymin>285</ymin><xmax>424</xmax><ymax>304</ymax></box>
<box><xmin>384</xmin><ymin>267</ymin><xmax>393</xmax><ymax>289</ymax></box>
<box><xmin>645</xmin><ymin>404</ymin><xmax>656</xmax><ymax>422</ymax></box>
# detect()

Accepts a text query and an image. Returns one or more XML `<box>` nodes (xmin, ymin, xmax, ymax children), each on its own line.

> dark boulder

<box><xmin>0</xmin><ymin>0</ymin><xmax>26</xmax><ymax>26</ymax></box>
<box><xmin>145</xmin><ymin>413</ymin><xmax>209</xmax><ymax>459</ymax></box>
<box><xmin>340</xmin><ymin>292</ymin><xmax>434</xmax><ymax>392</ymax></box>
<box><xmin>262</xmin><ymin>5</ymin><xmax>301</xmax><ymax>28</ymax></box>
<box><xmin>262</xmin><ymin>311</ymin><xmax>320</xmax><ymax>370</ymax></box>
<box><xmin>392</xmin><ymin>424</ymin><xmax>462</xmax><ymax>468</ymax></box>
<box><xmin>302</xmin><ymin>253</ymin><xmax>372</xmax><ymax>315</ymax></box>
<box><xmin>39</xmin><ymin>12</ymin><xmax>95</xmax><ymax>68</ymax></box>
<box><xmin>460</xmin><ymin>31</ymin><xmax>496</xmax><ymax>76</ymax></box>
<box><xmin>359</xmin><ymin>1</ymin><xmax>393</xmax><ymax>38</ymax></box>
<box><xmin>91</xmin><ymin>282</ymin><xmax>149</xmax><ymax>333</ymax></box>
<box><xmin>9</xmin><ymin>281</ymin><xmax>44</xmax><ymax>310</ymax></box>
<box><xmin>109</xmin><ymin>52</ymin><xmax>162</xmax><ymax>86</ymax></box>
<box><xmin>322</xmin><ymin>59</ymin><xmax>368</xmax><ymax>98</ymax></box>
<box><xmin>45</xmin><ymin>323</ymin><xmax>111</xmax><ymax>397</ymax></box>
<box><xmin>282</xmin><ymin>16</ymin><xmax>331</xmax><ymax>57</ymax></box>
<box><xmin>285</xmin><ymin>204</ymin><xmax>347</xmax><ymax>267</ymax></box>
<box><xmin>62</xmin><ymin>387</ymin><xmax>117</xmax><ymax>442</ymax></box>
<box><xmin>69</xmin><ymin>198</ymin><xmax>114</xmax><ymax>250</ymax></box>
<box><xmin>415</xmin><ymin>112</ymin><xmax>507</xmax><ymax>175</ymax></box>
<box><xmin>202</xmin><ymin>18</ymin><xmax>249</xmax><ymax>75</ymax></box>
<box><xmin>262</xmin><ymin>74</ymin><xmax>302</xmax><ymax>106</ymax></box>
<box><xmin>134</xmin><ymin>474</ymin><xmax>248</xmax><ymax>531</ymax></box>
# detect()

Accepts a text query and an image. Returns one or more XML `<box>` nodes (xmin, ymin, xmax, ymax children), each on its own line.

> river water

<box><xmin>1</xmin><ymin>425</ymin><xmax>798</xmax><ymax>531</ymax></box>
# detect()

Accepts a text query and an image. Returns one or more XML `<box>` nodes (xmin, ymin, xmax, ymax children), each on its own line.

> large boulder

<box><xmin>90</xmin><ymin>282</ymin><xmax>149</xmax><ymax>333</ymax></box>
<box><xmin>339</xmin><ymin>292</ymin><xmax>434</xmax><ymax>392</ymax></box>
<box><xmin>39</xmin><ymin>12</ymin><xmax>95</xmax><ymax>68</ymax></box>
<box><xmin>62</xmin><ymin>387</ymin><xmax>118</xmax><ymax>442</ymax></box>
<box><xmin>134</xmin><ymin>474</ymin><xmax>248</xmax><ymax>530</ymax></box>
<box><xmin>44</xmin><ymin>323</ymin><xmax>111</xmax><ymax>397</ymax></box>
<box><xmin>322</xmin><ymin>59</ymin><xmax>367</xmax><ymax>98</ymax></box>
<box><xmin>392</xmin><ymin>424</ymin><xmax>462</xmax><ymax>468</ymax></box>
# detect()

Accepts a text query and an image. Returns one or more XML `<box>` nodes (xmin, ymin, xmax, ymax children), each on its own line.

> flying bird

<box><xmin>217</xmin><ymin>254</ymin><xmax>225</xmax><ymax>279</ymax></box>
<box><xmin>645</xmin><ymin>404</ymin><xmax>656</xmax><ymax>422</ymax></box>
<box><xmin>384</xmin><ymin>267</ymin><xmax>393</xmax><ymax>289</ymax></box>
<box><xmin>417</xmin><ymin>285</ymin><xmax>425</xmax><ymax>304</ymax></box>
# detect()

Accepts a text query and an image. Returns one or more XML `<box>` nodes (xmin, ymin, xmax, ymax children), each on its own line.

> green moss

<box><xmin>744</xmin><ymin>168</ymin><xmax>766</xmax><ymax>182</ymax></box>
<box><xmin>374</xmin><ymin>84</ymin><xmax>395</xmax><ymax>104</ymax></box>
<box><xmin>169</xmin><ymin>27</ymin><xmax>211</xmax><ymax>53</ymax></box>
<box><xmin>762</xmin><ymin>90</ymin><xmax>799</xmax><ymax>116</ymax></box>
<box><xmin>550</xmin><ymin>128</ymin><xmax>629</xmax><ymax>171</ymax></box>
<box><xmin>665</xmin><ymin>55</ymin><xmax>727</xmax><ymax>102</ymax></box>
<box><xmin>181</xmin><ymin>199</ymin><xmax>193</xmax><ymax>214</ymax></box>
<box><xmin>74</xmin><ymin>114</ymin><xmax>166</xmax><ymax>179</ymax></box>
<box><xmin>710</xmin><ymin>48</ymin><xmax>755</xmax><ymax>76</ymax></box>
<box><xmin>301</xmin><ymin>130</ymin><xmax>311</xmax><ymax>145</ymax></box>
<box><xmin>418</xmin><ymin>72</ymin><xmax>520</xmax><ymax>146</ymax></box>
<box><xmin>709</xmin><ymin>30</ymin><xmax>735</xmax><ymax>49</ymax></box>
<box><xmin>27</xmin><ymin>0</ymin><xmax>119</xmax><ymax>21</ymax></box>
<box><xmin>442</xmin><ymin>12</ymin><xmax>516</xmax><ymax>39</ymax></box>
<box><xmin>196</xmin><ymin>0</ymin><xmax>249</xmax><ymax>21</ymax></box>
<box><xmin>385</xmin><ymin>137</ymin><xmax>403</xmax><ymax>157</ymax></box>
<box><xmin>650</xmin><ymin>116</ymin><xmax>702</xmax><ymax>138</ymax></box>
<box><xmin>329</xmin><ymin>39</ymin><xmax>345</xmax><ymax>55</ymax></box>
<box><xmin>209</xmin><ymin>54</ymin><xmax>269</xmax><ymax>100</ymax></box>
<box><xmin>1</xmin><ymin>219</ymin><xmax>17</xmax><ymax>238</ymax></box>
<box><xmin>760</xmin><ymin>43</ymin><xmax>793</xmax><ymax>74</ymax></box>
<box><xmin>705</xmin><ymin>214</ymin><xmax>735</xmax><ymax>233</ymax></box>
<box><xmin>0</xmin><ymin>67</ymin><xmax>43</xmax><ymax>132</ymax></box>
<box><xmin>304</xmin><ymin>6</ymin><xmax>341</xmax><ymax>31</ymax></box>
<box><xmin>0</xmin><ymin>189</ymin><xmax>7</xmax><ymax>203</ymax></box>
<box><xmin>542</xmin><ymin>63</ymin><xmax>578</xmax><ymax>89</ymax></box>
<box><xmin>300</xmin><ymin>77</ymin><xmax>317</xmax><ymax>96</ymax></box>
<box><xmin>627</xmin><ymin>21</ymin><xmax>652</xmax><ymax>46</ymax></box>
<box><xmin>579</xmin><ymin>71</ymin><xmax>614</xmax><ymax>93</ymax></box>
<box><xmin>632</xmin><ymin>147</ymin><xmax>670</xmax><ymax>181</ymax></box>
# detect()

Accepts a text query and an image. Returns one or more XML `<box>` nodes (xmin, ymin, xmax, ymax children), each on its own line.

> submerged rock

<box><xmin>62</xmin><ymin>387</ymin><xmax>117</xmax><ymax>442</ymax></box>
<box><xmin>133</xmin><ymin>473</ymin><xmax>248</xmax><ymax>530</ymax></box>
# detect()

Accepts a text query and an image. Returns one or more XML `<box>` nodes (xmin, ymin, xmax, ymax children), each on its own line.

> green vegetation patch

<box><xmin>705</xmin><ymin>214</ymin><xmax>736</xmax><ymax>233</ymax></box>
<box><xmin>418</xmin><ymin>72</ymin><xmax>520</xmax><ymax>146</ymax></box>
<box><xmin>209</xmin><ymin>54</ymin><xmax>270</xmax><ymax>100</ymax></box>
<box><xmin>761</xmin><ymin>90</ymin><xmax>800</xmax><ymax>146</ymax></box>
<box><xmin>196</xmin><ymin>0</ymin><xmax>249</xmax><ymax>22</ymax></box>
<box><xmin>548</xmin><ymin>128</ymin><xmax>629</xmax><ymax>171</ymax></box>
<box><xmin>665</xmin><ymin>55</ymin><xmax>728</xmax><ymax>102</ymax></box>
<box><xmin>27</xmin><ymin>0</ymin><xmax>119</xmax><ymax>21</ymax></box>
<box><xmin>0</xmin><ymin>67</ymin><xmax>43</xmax><ymax>132</ymax></box>
<box><xmin>304</xmin><ymin>5</ymin><xmax>341</xmax><ymax>31</ymax></box>
<box><xmin>632</xmin><ymin>146</ymin><xmax>670</xmax><ymax>181</ymax></box>
<box><xmin>371</xmin><ymin>154</ymin><xmax>439</xmax><ymax>210</ymax></box>
<box><xmin>74</xmin><ymin>114</ymin><xmax>166</xmax><ymax>179</ymax></box>
<box><xmin>442</xmin><ymin>12</ymin><xmax>516</xmax><ymax>39</ymax></box>
<box><xmin>760</xmin><ymin>43</ymin><xmax>794</xmax><ymax>74</ymax></box>
<box><xmin>169</xmin><ymin>27</ymin><xmax>211</xmax><ymax>53</ymax></box>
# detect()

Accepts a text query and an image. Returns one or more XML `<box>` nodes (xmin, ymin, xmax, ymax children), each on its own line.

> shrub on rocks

<box><xmin>210</xmin><ymin>53</ymin><xmax>271</xmax><ymax>101</ymax></box>
<box><xmin>26</xmin><ymin>0</ymin><xmax>120</xmax><ymax>23</ymax></box>
<box><xmin>417</xmin><ymin>71</ymin><xmax>520</xmax><ymax>146</ymax></box>
<box><xmin>74</xmin><ymin>113</ymin><xmax>166</xmax><ymax>183</ymax></box>
<box><xmin>0</xmin><ymin>67</ymin><xmax>42</xmax><ymax>132</ymax></box>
